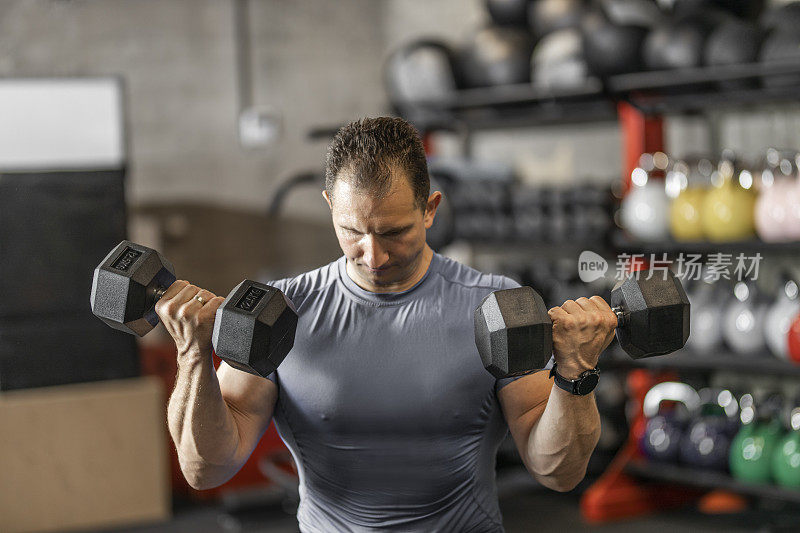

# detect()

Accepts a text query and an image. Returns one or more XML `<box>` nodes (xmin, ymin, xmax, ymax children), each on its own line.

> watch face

<box><xmin>577</xmin><ymin>373</ymin><xmax>600</xmax><ymax>395</ymax></box>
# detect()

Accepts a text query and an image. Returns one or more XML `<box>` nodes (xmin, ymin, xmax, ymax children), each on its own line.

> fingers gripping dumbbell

<box><xmin>474</xmin><ymin>270</ymin><xmax>690</xmax><ymax>378</ymax></box>
<box><xmin>90</xmin><ymin>240</ymin><xmax>297</xmax><ymax>377</ymax></box>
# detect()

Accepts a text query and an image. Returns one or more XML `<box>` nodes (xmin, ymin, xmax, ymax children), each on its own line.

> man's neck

<box><xmin>346</xmin><ymin>245</ymin><xmax>434</xmax><ymax>293</ymax></box>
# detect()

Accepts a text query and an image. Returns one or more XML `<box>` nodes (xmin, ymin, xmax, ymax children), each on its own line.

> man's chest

<box><xmin>274</xmin><ymin>309</ymin><xmax>496</xmax><ymax>436</ymax></box>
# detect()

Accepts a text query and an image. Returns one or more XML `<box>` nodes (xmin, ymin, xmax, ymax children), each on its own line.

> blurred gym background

<box><xmin>2</xmin><ymin>0</ymin><xmax>800</xmax><ymax>532</ymax></box>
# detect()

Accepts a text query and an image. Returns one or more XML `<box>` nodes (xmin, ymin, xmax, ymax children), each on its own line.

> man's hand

<box><xmin>154</xmin><ymin>280</ymin><xmax>226</xmax><ymax>357</ymax></box>
<box><xmin>547</xmin><ymin>296</ymin><xmax>618</xmax><ymax>380</ymax></box>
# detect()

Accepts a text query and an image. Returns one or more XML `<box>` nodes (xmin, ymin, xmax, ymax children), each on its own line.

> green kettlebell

<box><xmin>772</xmin><ymin>407</ymin><xmax>800</xmax><ymax>488</ymax></box>
<box><xmin>730</xmin><ymin>394</ymin><xmax>784</xmax><ymax>483</ymax></box>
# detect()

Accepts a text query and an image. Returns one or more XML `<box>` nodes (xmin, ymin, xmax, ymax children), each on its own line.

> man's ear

<box><xmin>424</xmin><ymin>191</ymin><xmax>442</xmax><ymax>229</ymax></box>
<box><xmin>322</xmin><ymin>190</ymin><xmax>332</xmax><ymax>210</ymax></box>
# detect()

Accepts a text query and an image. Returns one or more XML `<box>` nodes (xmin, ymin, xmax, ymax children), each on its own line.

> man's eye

<box><xmin>382</xmin><ymin>229</ymin><xmax>404</xmax><ymax>237</ymax></box>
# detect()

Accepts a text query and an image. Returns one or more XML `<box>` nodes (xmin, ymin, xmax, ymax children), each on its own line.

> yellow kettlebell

<box><xmin>667</xmin><ymin>158</ymin><xmax>713</xmax><ymax>242</ymax></box>
<box><xmin>671</xmin><ymin>188</ymin><xmax>706</xmax><ymax>241</ymax></box>
<box><xmin>701</xmin><ymin>159</ymin><xmax>756</xmax><ymax>242</ymax></box>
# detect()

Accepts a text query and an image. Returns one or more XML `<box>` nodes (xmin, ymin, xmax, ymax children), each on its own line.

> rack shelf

<box><xmin>610</xmin><ymin>232</ymin><xmax>800</xmax><ymax>256</ymax></box>
<box><xmin>625</xmin><ymin>459</ymin><xmax>800</xmax><ymax>504</ymax></box>
<box><xmin>399</xmin><ymin>61</ymin><xmax>800</xmax><ymax>132</ymax></box>
<box><xmin>609</xmin><ymin>348</ymin><xmax>800</xmax><ymax>378</ymax></box>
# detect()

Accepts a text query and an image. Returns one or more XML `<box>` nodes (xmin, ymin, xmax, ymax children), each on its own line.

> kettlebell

<box><xmin>621</xmin><ymin>153</ymin><xmax>671</xmax><ymax>242</ymax></box>
<box><xmin>701</xmin><ymin>157</ymin><xmax>756</xmax><ymax>242</ymax></box>
<box><xmin>754</xmin><ymin>149</ymin><xmax>800</xmax><ymax>243</ymax></box>
<box><xmin>458</xmin><ymin>26</ymin><xmax>535</xmax><ymax>88</ymax></box>
<box><xmin>679</xmin><ymin>388</ymin><xmax>737</xmax><ymax>471</ymax></box>
<box><xmin>686</xmin><ymin>275</ymin><xmax>727</xmax><ymax>355</ymax></box>
<box><xmin>784</xmin><ymin>162</ymin><xmax>800</xmax><ymax>242</ymax></box>
<box><xmin>722</xmin><ymin>281</ymin><xmax>768</xmax><ymax>356</ymax></box>
<box><xmin>772</xmin><ymin>405</ymin><xmax>800</xmax><ymax>488</ymax></box>
<box><xmin>764</xmin><ymin>279</ymin><xmax>800</xmax><ymax>360</ymax></box>
<box><xmin>789</xmin><ymin>311</ymin><xmax>800</xmax><ymax>364</ymax></box>
<box><xmin>640</xmin><ymin>381</ymin><xmax>701</xmax><ymax>463</ymax></box>
<box><xmin>668</xmin><ymin>158</ymin><xmax>714</xmax><ymax>241</ymax></box>
<box><xmin>730</xmin><ymin>394</ymin><xmax>784</xmax><ymax>483</ymax></box>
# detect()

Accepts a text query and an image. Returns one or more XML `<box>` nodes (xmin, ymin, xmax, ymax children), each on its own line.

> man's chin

<box><xmin>362</xmin><ymin>270</ymin><xmax>394</xmax><ymax>283</ymax></box>
<box><xmin>358</xmin><ymin>268</ymin><xmax>403</xmax><ymax>286</ymax></box>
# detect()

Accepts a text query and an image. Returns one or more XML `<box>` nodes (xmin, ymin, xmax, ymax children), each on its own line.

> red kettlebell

<box><xmin>789</xmin><ymin>311</ymin><xmax>800</xmax><ymax>364</ymax></box>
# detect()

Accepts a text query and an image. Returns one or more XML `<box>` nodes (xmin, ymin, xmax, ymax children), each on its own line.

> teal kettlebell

<box><xmin>730</xmin><ymin>394</ymin><xmax>784</xmax><ymax>483</ymax></box>
<box><xmin>772</xmin><ymin>407</ymin><xmax>800</xmax><ymax>488</ymax></box>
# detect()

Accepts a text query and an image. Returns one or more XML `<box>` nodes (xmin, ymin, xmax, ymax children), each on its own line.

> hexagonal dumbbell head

<box><xmin>91</xmin><ymin>240</ymin><xmax>177</xmax><ymax>336</ymax></box>
<box><xmin>212</xmin><ymin>280</ymin><xmax>298</xmax><ymax>378</ymax></box>
<box><xmin>474</xmin><ymin>286</ymin><xmax>552</xmax><ymax>379</ymax></box>
<box><xmin>611</xmin><ymin>270</ymin><xmax>690</xmax><ymax>359</ymax></box>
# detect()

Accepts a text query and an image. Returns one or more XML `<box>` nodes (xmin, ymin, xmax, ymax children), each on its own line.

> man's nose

<box><xmin>362</xmin><ymin>235</ymin><xmax>388</xmax><ymax>268</ymax></box>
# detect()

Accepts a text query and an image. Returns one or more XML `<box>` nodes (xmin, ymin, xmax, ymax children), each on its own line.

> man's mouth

<box><xmin>364</xmin><ymin>265</ymin><xmax>391</xmax><ymax>273</ymax></box>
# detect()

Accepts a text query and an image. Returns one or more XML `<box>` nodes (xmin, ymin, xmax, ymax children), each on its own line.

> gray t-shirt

<box><xmin>265</xmin><ymin>253</ymin><xmax>545</xmax><ymax>532</ymax></box>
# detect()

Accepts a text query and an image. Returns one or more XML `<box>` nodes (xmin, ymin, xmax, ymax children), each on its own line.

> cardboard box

<box><xmin>0</xmin><ymin>377</ymin><xmax>170</xmax><ymax>532</ymax></box>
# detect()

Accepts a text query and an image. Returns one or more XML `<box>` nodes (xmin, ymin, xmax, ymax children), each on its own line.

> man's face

<box><xmin>323</xmin><ymin>170</ymin><xmax>441</xmax><ymax>292</ymax></box>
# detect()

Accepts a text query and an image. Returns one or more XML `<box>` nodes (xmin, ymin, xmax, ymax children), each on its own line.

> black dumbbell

<box><xmin>90</xmin><ymin>240</ymin><xmax>297</xmax><ymax>378</ymax></box>
<box><xmin>474</xmin><ymin>270</ymin><xmax>690</xmax><ymax>378</ymax></box>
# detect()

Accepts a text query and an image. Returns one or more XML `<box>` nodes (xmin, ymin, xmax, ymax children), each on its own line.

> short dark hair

<box><xmin>325</xmin><ymin>116</ymin><xmax>430</xmax><ymax>211</ymax></box>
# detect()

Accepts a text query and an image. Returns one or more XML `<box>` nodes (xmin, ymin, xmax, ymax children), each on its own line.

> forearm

<box><xmin>167</xmin><ymin>348</ymin><xmax>243</xmax><ymax>489</ymax></box>
<box><xmin>524</xmin><ymin>385</ymin><xmax>601</xmax><ymax>492</ymax></box>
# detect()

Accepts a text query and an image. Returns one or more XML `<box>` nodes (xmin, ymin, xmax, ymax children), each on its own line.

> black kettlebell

<box><xmin>678</xmin><ymin>388</ymin><xmax>738</xmax><ymax>471</ymax></box>
<box><xmin>582</xmin><ymin>8</ymin><xmax>649</xmax><ymax>77</ymax></box>
<box><xmin>528</xmin><ymin>0</ymin><xmax>589</xmax><ymax>40</ymax></box>
<box><xmin>760</xmin><ymin>1</ymin><xmax>800</xmax><ymax>33</ymax></box>
<box><xmin>641</xmin><ymin>381</ymin><xmax>701</xmax><ymax>463</ymax></box>
<box><xmin>704</xmin><ymin>19</ymin><xmax>765</xmax><ymax>90</ymax></box>
<box><xmin>486</xmin><ymin>0</ymin><xmax>531</xmax><ymax>27</ymax></box>
<box><xmin>760</xmin><ymin>30</ymin><xmax>800</xmax><ymax>88</ymax></box>
<box><xmin>511</xmin><ymin>185</ymin><xmax>545</xmax><ymax>241</ymax></box>
<box><xmin>457</xmin><ymin>26</ymin><xmax>535</xmax><ymax>88</ymax></box>
<box><xmin>644</xmin><ymin>9</ymin><xmax>730</xmax><ymax>71</ymax></box>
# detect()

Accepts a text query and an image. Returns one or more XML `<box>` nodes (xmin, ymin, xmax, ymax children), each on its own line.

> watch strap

<box><xmin>549</xmin><ymin>364</ymin><xmax>600</xmax><ymax>396</ymax></box>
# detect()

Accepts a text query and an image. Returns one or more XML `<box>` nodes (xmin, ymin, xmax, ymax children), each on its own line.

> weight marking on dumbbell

<box><xmin>111</xmin><ymin>247</ymin><xmax>142</xmax><ymax>272</ymax></box>
<box><xmin>235</xmin><ymin>286</ymin><xmax>267</xmax><ymax>312</ymax></box>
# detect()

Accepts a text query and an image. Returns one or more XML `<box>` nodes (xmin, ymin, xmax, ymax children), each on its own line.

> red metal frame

<box><xmin>618</xmin><ymin>102</ymin><xmax>665</xmax><ymax>195</ymax></box>
<box><xmin>580</xmin><ymin>369</ymin><xmax>703</xmax><ymax>523</ymax></box>
<box><xmin>579</xmin><ymin>106</ymin><xmax>706</xmax><ymax>523</ymax></box>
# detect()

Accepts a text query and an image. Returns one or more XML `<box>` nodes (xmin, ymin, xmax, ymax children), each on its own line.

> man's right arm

<box><xmin>166</xmin><ymin>349</ymin><xmax>277</xmax><ymax>490</ymax></box>
<box><xmin>156</xmin><ymin>280</ymin><xmax>278</xmax><ymax>490</ymax></box>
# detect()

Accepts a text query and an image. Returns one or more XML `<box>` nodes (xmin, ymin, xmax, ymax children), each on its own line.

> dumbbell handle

<box><xmin>612</xmin><ymin>306</ymin><xmax>626</xmax><ymax>329</ymax></box>
<box><xmin>154</xmin><ymin>286</ymin><xmax>169</xmax><ymax>301</ymax></box>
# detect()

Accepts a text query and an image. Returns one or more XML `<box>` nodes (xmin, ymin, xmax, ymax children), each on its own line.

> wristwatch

<box><xmin>549</xmin><ymin>364</ymin><xmax>600</xmax><ymax>396</ymax></box>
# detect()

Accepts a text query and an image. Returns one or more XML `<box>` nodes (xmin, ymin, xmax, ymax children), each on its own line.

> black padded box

<box><xmin>0</xmin><ymin>169</ymin><xmax>127</xmax><ymax>318</ymax></box>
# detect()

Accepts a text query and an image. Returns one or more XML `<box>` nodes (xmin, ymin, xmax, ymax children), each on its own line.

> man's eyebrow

<box><xmin>340</xmin><ymin>224</ymin><xmax>412</xmax><ymax>233</ymax></box>
<box><xmin>378</xmin><ymin>225</ymin><xmax>412</xmax><ymax>234</ymax></box>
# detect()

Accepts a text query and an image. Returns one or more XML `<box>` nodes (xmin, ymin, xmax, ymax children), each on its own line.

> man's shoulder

<box><xmin>265</xmin><ymin>257</ymin><xmax>341</xmax><ymax>302</ymax></box>
<box><xmin>433</xmin><ymin>253</ymin><xmax>520</xmax><ymax>293</ymax></box>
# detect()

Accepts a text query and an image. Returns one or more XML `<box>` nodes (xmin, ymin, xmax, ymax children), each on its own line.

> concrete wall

<box><xmin>0</xmin><ymin>0</ymin><xmax>386</xmax><ymax>221</ymax></box>
<box><xmin>2</xmin><ymin>0</ymin><xmax>800</xmax><ymax>216</ymax></box>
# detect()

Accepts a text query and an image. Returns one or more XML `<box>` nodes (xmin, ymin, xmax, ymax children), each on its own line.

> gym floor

<box><xmin>86</xmin><ymin>470</ymin><xmax>800</xmax><ymax>533</ymax></box>
<box><xmin>86</xmin><ymin>489</ymin><xmax>800</xmax><ymax>533</ymax></box>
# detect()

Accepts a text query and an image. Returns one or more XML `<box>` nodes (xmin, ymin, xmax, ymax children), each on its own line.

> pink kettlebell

<box><xmin>755</xmin><ymin>149</ymin><xmax>800</xmax><ymax>242</ymax></box>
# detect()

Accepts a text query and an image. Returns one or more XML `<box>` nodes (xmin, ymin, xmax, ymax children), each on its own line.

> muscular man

<box><xmin>159</xmin><ymin>117</ymin><xmax>616</xmax><ymax>532</ymax></box>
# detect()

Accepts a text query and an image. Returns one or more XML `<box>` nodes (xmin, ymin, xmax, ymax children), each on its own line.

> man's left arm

<box><xmin>498</xmin><ymin>295</ymin><xmax>617</xmax><ymax>492</ymax></box>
